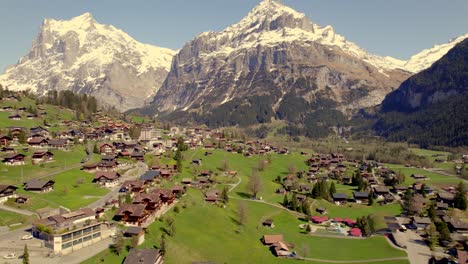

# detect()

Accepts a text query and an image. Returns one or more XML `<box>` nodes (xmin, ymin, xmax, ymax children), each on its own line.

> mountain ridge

<box><xmin>0</xmin><ymin>12</ymin><xmax>176</xmax><ymax>111</ymax></box>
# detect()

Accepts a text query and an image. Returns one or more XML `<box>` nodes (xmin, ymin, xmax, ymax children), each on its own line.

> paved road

<box><xmin>404</xmin><ymin>231</ymin><xmax>432</xmax><ymax>264</ymax></box>
<box><xmin>87</xmin><ymin>162</ymin><xmax>148</xmax><ymax>210</ymax></box>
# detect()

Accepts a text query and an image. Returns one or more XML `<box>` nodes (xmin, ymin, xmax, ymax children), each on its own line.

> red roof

<box><xmin>334</xmin><ymin>217</ymin><xmax>343</xmax><ymax>222</ymax></box>
<box><xmin>343</xmin><ymin>218</ymin><xmax>356</xmax><ymax>225</ymax></box>
<box><xmin>311</xmin><ymin>216</ymin><xmax>329</xmax><ymax>223</ymax></box>
<box><xmin>349</xmin><ymin>228</ymin><xmax>362</xmax><ymax>237</ymax></box>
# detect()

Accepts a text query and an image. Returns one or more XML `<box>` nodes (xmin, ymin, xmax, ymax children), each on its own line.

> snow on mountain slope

<box><xmin>0</xmin><ymin>12</ymin><xmax>176</xmax><ymax>110</ymax></box>
<box><xmin>404</xmin><ymin>33</ymin><xmax>468</xmax><ymax>73</ymax></box>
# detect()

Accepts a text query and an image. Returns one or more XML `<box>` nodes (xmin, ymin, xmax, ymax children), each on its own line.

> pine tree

<box><xmin>22</xmin><ymin>244</ymin><xmax>29</xmax><ymax>264</ymax></box>
<box><xmin>427</xmin><ymin>222</ymin><xmax>438</xmax><ymax>249</ymax></box>
<box><xmin>428</xmin><ymin>202</ymin><xmax>436</xmax><ymax>221</ymax></box>
<box><xmin>283</xmin><ymin>194</ymin><xmax>289</xmax><ymax>207</ymax></box>
<box><xmin>329</xmin><ymin>182</ymin><xmax>336</xmax><ymax>197</ymax></box>
<box><xmin>291</xmin><ymin>193</ymin><xmax>298</xmax><ymax>211</ymax></box>
<box><xmin>454</xmin><ymin>182</ymin><xmax>467</xmax><ymax>210</ymax></box>
<box><xmin>368</xmin><ymin>191</ymin><xmax>374</xmax><ymax>206</ymax></box>
<box><xmin>222</xmin><ymin>186</ymin><xmax>229</xmax><ymax>204</ymax></box>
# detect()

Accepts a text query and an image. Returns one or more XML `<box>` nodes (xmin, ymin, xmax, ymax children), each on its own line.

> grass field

<box><xmin>14</xmin><ymin>168</ymin><xmax>109</xmax><ymax>211</ymax></box>
<box><xmin>385</xmin><ymin>164</ymin><xmax>462</xmax><ymax>187</ymax></box>
<box><xmin>0</xmin><ymin>210</ymin><xmax>35</xmax><ymax>229</ymax></box>
<box><xmin>83</xmin><ymin>189</ymin><xmax>407</xmax><ymax>264</ymax></box>
<box><xmin>0</xmin><ymin>145</ymin><xmax>89</xmax><ymax>184</ymax></box>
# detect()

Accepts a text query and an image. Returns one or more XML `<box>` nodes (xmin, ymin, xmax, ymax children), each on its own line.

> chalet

<box><xmin>411</xmin><ymin>216</ymin><xmax>432</xmax><ymax>230</ymax></box>
<box><xmin>123</xmin><ymin>226</ymin><xmax>145</xmax><ymax>246</ymax></box>
<box><xmin>181</xmin><ymin>178</ymin><xmax>192</xmax><ymax>185</ymax></box>
<box><xmin>393</xmin><ymin>185</ymin><xmax>408</xmax><ymax>195</ymax></box>
<box><xmin>160</xmin><ymin>169</ymin><xmax>172</xmax><ymax>178</ymax></box>
<box><xmin>205</xmin><ymin>189</ymin><xmax>219</xmax><ymax>203</ymax></box>
<box><xmin>262</xmin><ymin>234</ymin><xmax>284</xmax><ymax>245</ymax></box>
<box><xmin>262</xmin><ymin>219</ymin><xmax>274</xmax><ymax>228</ymax></box>
<box><xmin>140</xmin><ymin>171</ymin><xmax>160</xmax><ymax>183</ymax></box>
<box><xmin>133</xmin><ymin>193</ymin><xmax>162</xmax><ymax>212</ymax></box>
<box><xmin>171</xmin><ymin>185</ymin><xmax>185</xmax><ymax>197</ymax></box>
<box><xmin>123</xmin><ymin>249</ymin><xmax>163</xmax><ymax>264</ymax></box>
<box><xmin>114</xmin><ymin>204</ymin><xmax>148</xmax><ymax>226</ymax></box>
<box><xmin>48</xmin><ymin>139</ymin><xmax>68</xmax><ymax>150</ymax></box>
<box><xmin>30</xmin><ymin>126</ymin><xmax>50</xmax><ymax>138</ymax></box>
<box><xmin>2</xmin><ymin>153</ymin><xmax>25</xmax><ymax>165</ymax></box>
<box><xmin>24</xmin><ymin>179</ymin><xmax>55</xmax><ymax>193</ymax></box>
<box><xmin>0</xmin><ymin>135</ymin><xmax>12</xmax><ymax>146</ymax></box>
<box><xmin>437</xmin><ymin>192</ymin><xmax>455</xmax><ymax>206</ymax></box>
<box><xmin>0</xmin><ymin>185</ymin><xmax>18</xmax><ymax>203</ymax></box>
<box><xmin>272</xmin><ymin>241</ymin><xmax>290</xmax><ymax>257</ymax></box>
<box><xmin>32</xmin><ymin>151</ymin><xmax>54</xmax><ymax>164</ymax></box>
<box><xmin>8</xmin><ymin>114</ymin><xmax>21</xmax><ymax>120</ymax></box>
<box><xmin>353</xmin><ymin>192</ymin><xmax>369</xmax><ymax>204</ymax></box>
<box><xmin>332</xmin><ymin>193</ymin><xmax>348</xmax><ymax>205</ymax></box>
<box><xmin>373</xmin><ymin>186</ymin><xmax>390</xmax><ymax>199</ymax></box>
<box><xmin>99</xmin><ymin>143</ymin><xmax>115</xmax><ymax>155</ymax></box>
<box><xmin>27</xmin><ymin>137</ymin><xmax>48</xmax><ymax>148</ymax></box>
<box><xmin>93</xmin><ymin>172</ymin><xmax>121</xmax><ymax>187</ymax></box>
<box><xmin>152</xmin><ymin>189</ymin><xmax>175</xmax><ymax>205</ymax></box>
<box><xmin>444</xmin><ymin>217</ymin><xmax>468</xmax><ymax>235</ymax></box>
<box><xmin>131</xmin><ymin>152</ymin><xmax>145</xmax><ymax>161</ymax></box>
<box><xmin>411</xmin><ymin>174</ymin><xmax>428</xmax><ymax>180</ymax></box>
<box><xmin>120</xmin><ymin>180</ymin><xmax>146</xmax><ymax>194</ymax></box>
<box><xmin>200</xmin><ymin>170</ymin><xmax>211</xmax><ymax>177</ymax></box>
<box><xmin>192</xmin><ymin>159</ymin><xmax>202</xmax><ymax>166</ymax></box>
<box><xmin>15</xmin><ymin>196</ymin><xmax>29</xmax><ymax>204</ymax></box>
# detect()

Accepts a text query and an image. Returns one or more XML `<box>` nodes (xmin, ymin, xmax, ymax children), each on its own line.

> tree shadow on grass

<box><xmin>236</xmin><ymin>192</ymin><xmax>252</xmax><ymax>199</ymax></box>
<box><xmin>229</xmin><ymin>216</ymin><xmax>241</xmax><ymax>226</ymax></box>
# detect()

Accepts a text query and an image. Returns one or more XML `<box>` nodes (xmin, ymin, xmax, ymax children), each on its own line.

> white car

<box><xmin>21</xmin><ymin>234</ymin><xmax>33</xmax><ymax>240</ymax></box>
<box><xmin>3</xmin><ymin>253</ymin><xmax>16</xmax><ymax>259</ymax></box>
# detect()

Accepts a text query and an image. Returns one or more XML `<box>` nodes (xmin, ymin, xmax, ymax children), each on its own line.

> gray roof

<box><xmin>124</xmin><ymin>249</ymin><xmax>161</xmax><ymax>264</ymax></box>
<box><xmin>140</xmin><ymin>171</ymin><xmax>160</xmax><ymax>181</ymax></box>
<box><xmin>353</xmin><ymin>192</ymin><xmax>369</xmax><ymax>199</ymax></box>
<box><xmin>332</xmin><ymin>193</ymin><xmax>348</xmax><ymax>200</ymax></box>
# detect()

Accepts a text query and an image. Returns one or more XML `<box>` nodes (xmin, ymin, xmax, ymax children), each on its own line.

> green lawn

<box><xmin>0</xmin><ymin>210</ymin><xmax>35</xmax><ymax>229</ymax></box>
<box><xmin>0</xmin><ymin>145</ymin><xmax>89</xmax><ymax>184</ymax></box>
<box><xmin>385</xmin><ymin>164</ymin><xmax>462</xmax><ymax>187</ymax></box>
<box><xmin>16</xmin><ymin>168</ymin><xmax>109</xmax><ymax>211</ymax></box>
<box><xmin>311</xmin><ymin>200</ymin><xmax>402</xmax><ymax>219</ymax></box>
<box><xmin>83</xmin><ymin>189</ymin><xmax>407</xmax><ymax>264</ymax></box>
<box><xmin>409</xmin><ymin>148</ymin><xmax>450</xmax><ymax>163</ymax></box>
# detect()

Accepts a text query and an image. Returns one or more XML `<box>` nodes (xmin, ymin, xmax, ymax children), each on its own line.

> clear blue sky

<box><xmin>1</xmin><ymin>0</ymin><xmax>467</xmax><ymax>71</ymax></box>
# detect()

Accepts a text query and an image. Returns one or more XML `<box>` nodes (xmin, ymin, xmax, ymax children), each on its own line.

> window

<box><xmin>62</xmin><ymin>242</ymin><xmax>72</xmax><ymax>249</ymax></box>
<box><xmin>92</xmin><ymin>232</ymin><xmax>101</xmax><ymax>238</ymax></box>
<box><xmin>73</xmin><ymin>230</ymin><xmax>82</xmax><ymax>237</ymax></box>
<box><xmin>83</xmin><ymin>227</ymin><xmax>92</xmax><ymax>234</ymax></box>
<box><xmin>83</xmin><ymin>235</ymin><xmax>92</xmax><ymax>242</ymax></box>
<box><xmin>62</xmin><ymin>233</ymin><xmax>72</xmax><ymax>241</ymax></box>
<box><xmin>73</xmin><ymin>238</ymin><xmax>82</xmax><ymax>245</ymax></box>
<box><xmin>92</xmin><ymin>225</ymin><xmax>101</xmax><ymax>231</ymax></box>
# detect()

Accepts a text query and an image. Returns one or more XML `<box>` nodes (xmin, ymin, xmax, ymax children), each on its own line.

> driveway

<box><xmin>404</xmin><ymin>230</ymin><xmax>432</xmax><ymax>264</ymax></box>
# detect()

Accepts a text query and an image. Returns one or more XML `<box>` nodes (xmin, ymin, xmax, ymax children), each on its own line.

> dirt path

<box><xmin>0</xmin><ymin>205</ymin><xmax>36</xmax><ymax>216</ymax></box>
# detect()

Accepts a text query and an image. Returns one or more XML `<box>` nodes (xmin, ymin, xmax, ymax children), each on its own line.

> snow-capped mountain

<box><xmin>0</xmin><ymin>13</ymin><xmax>175</xmax><ymax>110</ymax></box>
<box><xmin>149</xmin><ymin>0</ymin><xmax>412</xmax><ymax>125</ymax></box>
<box><xmin>404</xmin><ymin>34</ymin><xmax>468</xmax><ymax>73</ymax></box>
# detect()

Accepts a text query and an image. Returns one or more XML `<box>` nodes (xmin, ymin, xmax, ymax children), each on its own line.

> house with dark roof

<box><xmin>24</xmin><ymin>179</ymin><xmax>55</xmax><ymax>193</ymax></box>
<box><xmin>32</xmin><ymin>151</ymin><xmax>54</xmax><ymax>164</ymax></box>
<box><xmin>114</xmin><ymin>204</ymin><xmax>149</xmax><ymax>226</ymax></box>
<box><xmin>124</xmin><ymin>226</ymin><xmax>145</xmax><ymax>246</ymax></box>
<box><xmin>2</xmin><ymin>153</ymin><xmax>25</xmax><ymax>166</ymax></box>
<box><xmin>140</xmin><ymin>171</ymin><xmax>160</xmax><ymax>183</ymax></box>
<box><xmin>0</xmin><ymin>185</ymin><xmax>18</xmax><ymax>203</ymax></box>
<box><xmin>332</xmin><ymin>193</ymin><xmax>348</xmax><ymax>205</ymax></box>
<box><xmin>353</xmin><ymin>192</ymin><xmax>369</xmax><ymax>204</ymax></box>
<box><xmin>124</xmin><ymin>249</ymin><xmax>163</xmax><ymax>264</ymax></box>
<box><xmin>93</xmin><ymin>172</ymin><xmax>121</xmax><ymax>187</ymax></box>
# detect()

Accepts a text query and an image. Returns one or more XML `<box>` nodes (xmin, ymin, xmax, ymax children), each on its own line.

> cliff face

<box><xmin>0</xmin><ymin>13</ymin><xmax>175</xmax><ymax>111</ymax></box>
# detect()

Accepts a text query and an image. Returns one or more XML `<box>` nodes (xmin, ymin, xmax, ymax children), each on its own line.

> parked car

<box><xmin>3</xmin><ymin>253</ymin><xmax>16</xmax><ymax>259</ymax></box>
<box><xmin>21</xmin><ymin>234</ymin><xmax>33</xmax><ymax>240</ymax></box>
